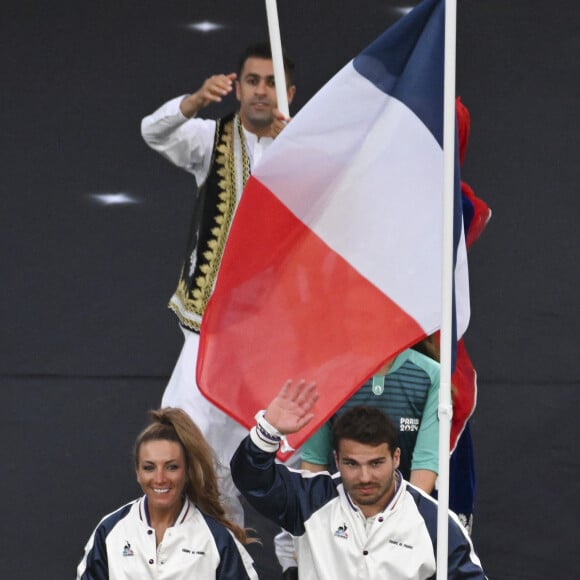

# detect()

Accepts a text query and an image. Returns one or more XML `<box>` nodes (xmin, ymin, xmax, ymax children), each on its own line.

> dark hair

<box><xmin>411</xmin><ymin>334</ymin><xmax>440</xmax><ymax>361</ymax></box>
<box><xmin>332</xmin><ymin>406</ymin><xmax>398</xmax><ymax>455</ymax></box>
<box><xmin>238</xmin><ymin>42</ymin><xmax>295</xmax><ymax>84</ymax></box>
<box><xmin>134</xmin><ymin>407</ymin><xmax>255</xmax><ymax>544</ymax></box>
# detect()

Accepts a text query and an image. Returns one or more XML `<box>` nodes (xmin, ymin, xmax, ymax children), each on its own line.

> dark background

<box><xmin>3</xmin><ymin>1</ymin><xmax>579</xmax><ymax>578</ymax></box>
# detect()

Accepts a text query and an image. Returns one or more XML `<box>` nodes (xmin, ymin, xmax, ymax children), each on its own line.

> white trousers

<box><xmin>161</xmin><ymin>328</ymin><xmax>249</xmax><ymax>527</ymax></box>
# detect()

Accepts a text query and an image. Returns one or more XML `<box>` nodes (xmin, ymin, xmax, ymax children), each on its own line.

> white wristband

<box><xmin>255</xmin><ymin>410</ymin><xmax>283</xmax><ymax>442</ymax></box>
<box><xmin>251</xmin><ymin>410</ymin><xmax>295</xmax><ymax>453</ymax></box>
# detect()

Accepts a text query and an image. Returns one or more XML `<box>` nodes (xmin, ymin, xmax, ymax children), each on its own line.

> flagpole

<box><xmin>264</xmin><ymin>0</ymin><xmax>290</xmax><ymax>118</ymax></box>
<box><xmin>437</xmin><ymin>0</ymin><xmax>458</xmax><ymax>579</ymax></box>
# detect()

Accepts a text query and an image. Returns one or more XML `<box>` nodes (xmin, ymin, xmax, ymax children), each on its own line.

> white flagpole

<box><xmin>264</xmin><ymin>0</ymin><xmax>290</xmax><ymax>118</ymax></box>
<box><xmin>436</xmin><ymin>0</ymin><xmax>458</xmax><ymax>579</ymax></box>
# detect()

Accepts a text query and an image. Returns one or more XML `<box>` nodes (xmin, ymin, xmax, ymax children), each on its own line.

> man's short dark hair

<box><xmin>332</xmin><ymin>406</ymin><xmax>399</xmax><ymax>455</ymax></box>
<box><xmin>238</xmin><ymin>42</ymin><xmax>295</xmax><ymax>84</ymax></box>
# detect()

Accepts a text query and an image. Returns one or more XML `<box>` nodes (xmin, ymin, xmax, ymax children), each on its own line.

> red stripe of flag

<box><xmin>197</xmin><ymin>176</ymin><xmax>426</xmax><ymax>451</ymax></box>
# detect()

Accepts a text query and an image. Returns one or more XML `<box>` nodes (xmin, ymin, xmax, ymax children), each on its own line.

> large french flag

<box><xmin>197</xmin><ymin>0</ymin><xmax>469</xmax><ymax>453</ymax></box>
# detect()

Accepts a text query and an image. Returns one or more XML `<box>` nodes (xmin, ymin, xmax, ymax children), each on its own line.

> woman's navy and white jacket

<box><xmin>76</xmin><ymin>496</ymin><xmax>257</xmax><ymax>579</ymax></box>
<box><xmin>231</xmin><ymin>426</ymin><xmax>486</xmax><ymax>580</ymax></box>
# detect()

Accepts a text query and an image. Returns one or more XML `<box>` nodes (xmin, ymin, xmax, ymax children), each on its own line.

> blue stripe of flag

<box><xmin>353</xmin><ymin>0</ymin><xmax>444</xmax><ymax>146</ymax></box>
<box><xmin>353</xmin><ymin>0</ymin><xmax>463</xmax><ymax>368</ymax></box>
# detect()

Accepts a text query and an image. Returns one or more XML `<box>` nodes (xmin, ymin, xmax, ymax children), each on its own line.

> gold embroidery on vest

<box><xmin>169</xmin><ymin>115</ymin><xmax>250</xmax><ymax>330</ymax></box>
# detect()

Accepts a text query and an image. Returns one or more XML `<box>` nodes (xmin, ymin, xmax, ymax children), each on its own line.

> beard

<box><xmin>244</xmin><ymin>101</ymin><xmax>274</xmax><ymax>127</ymax></box>
<box><xmin>347</xmin><ymin>471</ymin><xmax>397</xmax><ymax>509</ymax></box>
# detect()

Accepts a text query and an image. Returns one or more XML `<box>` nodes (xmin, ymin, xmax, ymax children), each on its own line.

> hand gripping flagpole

<box><xmin>265</xmin><ymin>0</ymin><xmax>290</xmax><ymax>118</ymax></box>
<box><xmin>437</xmin><ymin>0</ymin><xmax>458</xmax><ymax>578</ymax></box>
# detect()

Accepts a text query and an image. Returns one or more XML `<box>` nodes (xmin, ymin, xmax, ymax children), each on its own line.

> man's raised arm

<box><xmin>230</xmin><ymin>381</ymin><xmax>324</xmax><ymax>535</ymax></box>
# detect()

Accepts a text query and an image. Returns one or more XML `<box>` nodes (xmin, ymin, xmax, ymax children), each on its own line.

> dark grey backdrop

<box><xmin>3</xmin><ymin>1</ymin><xmax>579</xmax><ymax>578</ymax></box>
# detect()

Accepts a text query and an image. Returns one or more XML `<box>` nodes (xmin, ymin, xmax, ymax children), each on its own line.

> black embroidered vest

<box><xmin>169</xmin><ymin>113</ymin><xmax>250</xmax><ymax>331</ymax></box>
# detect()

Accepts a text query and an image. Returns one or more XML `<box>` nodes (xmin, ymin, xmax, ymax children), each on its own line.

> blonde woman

<box><xmin>77</xmin><ymin>408</ymin><xmax>258</xmax><ymax>579</ymax></box>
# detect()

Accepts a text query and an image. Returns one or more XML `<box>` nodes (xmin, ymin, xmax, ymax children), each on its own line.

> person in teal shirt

<box><xmin>301</xmin><ymin>348</ymin><xmax>440</xmax><ymax>493</ymax></box>
<box><xmin>275</xmin><ymin>348</ymin><xmax>440</xmax><ymax>578</ymax></box>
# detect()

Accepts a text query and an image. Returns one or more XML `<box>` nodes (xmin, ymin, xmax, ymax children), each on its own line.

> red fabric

<box><xmin>448</xmin><ymin>97</ymin><xmax>491</xmax><ymax>451</ymax></box>
<box><xmin>462</xmin><ymin>181</ymin><xmax>492</xmax><ymax>249</ymax></box>
<box><xmin>197</xmin><ymin>176</ymin><xmax>426</xmax><ymax>457</ymax></box>
<box><xmin>456</xmin><ymin>96</ymin><xmax>471</xmax><ymax>165</ymax></box>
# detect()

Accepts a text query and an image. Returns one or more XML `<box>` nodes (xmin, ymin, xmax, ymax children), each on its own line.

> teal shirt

<box><xmin>301</xmin><ymin>349</ymin><xmax>440</xmax><ymax>478</ymax></box>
